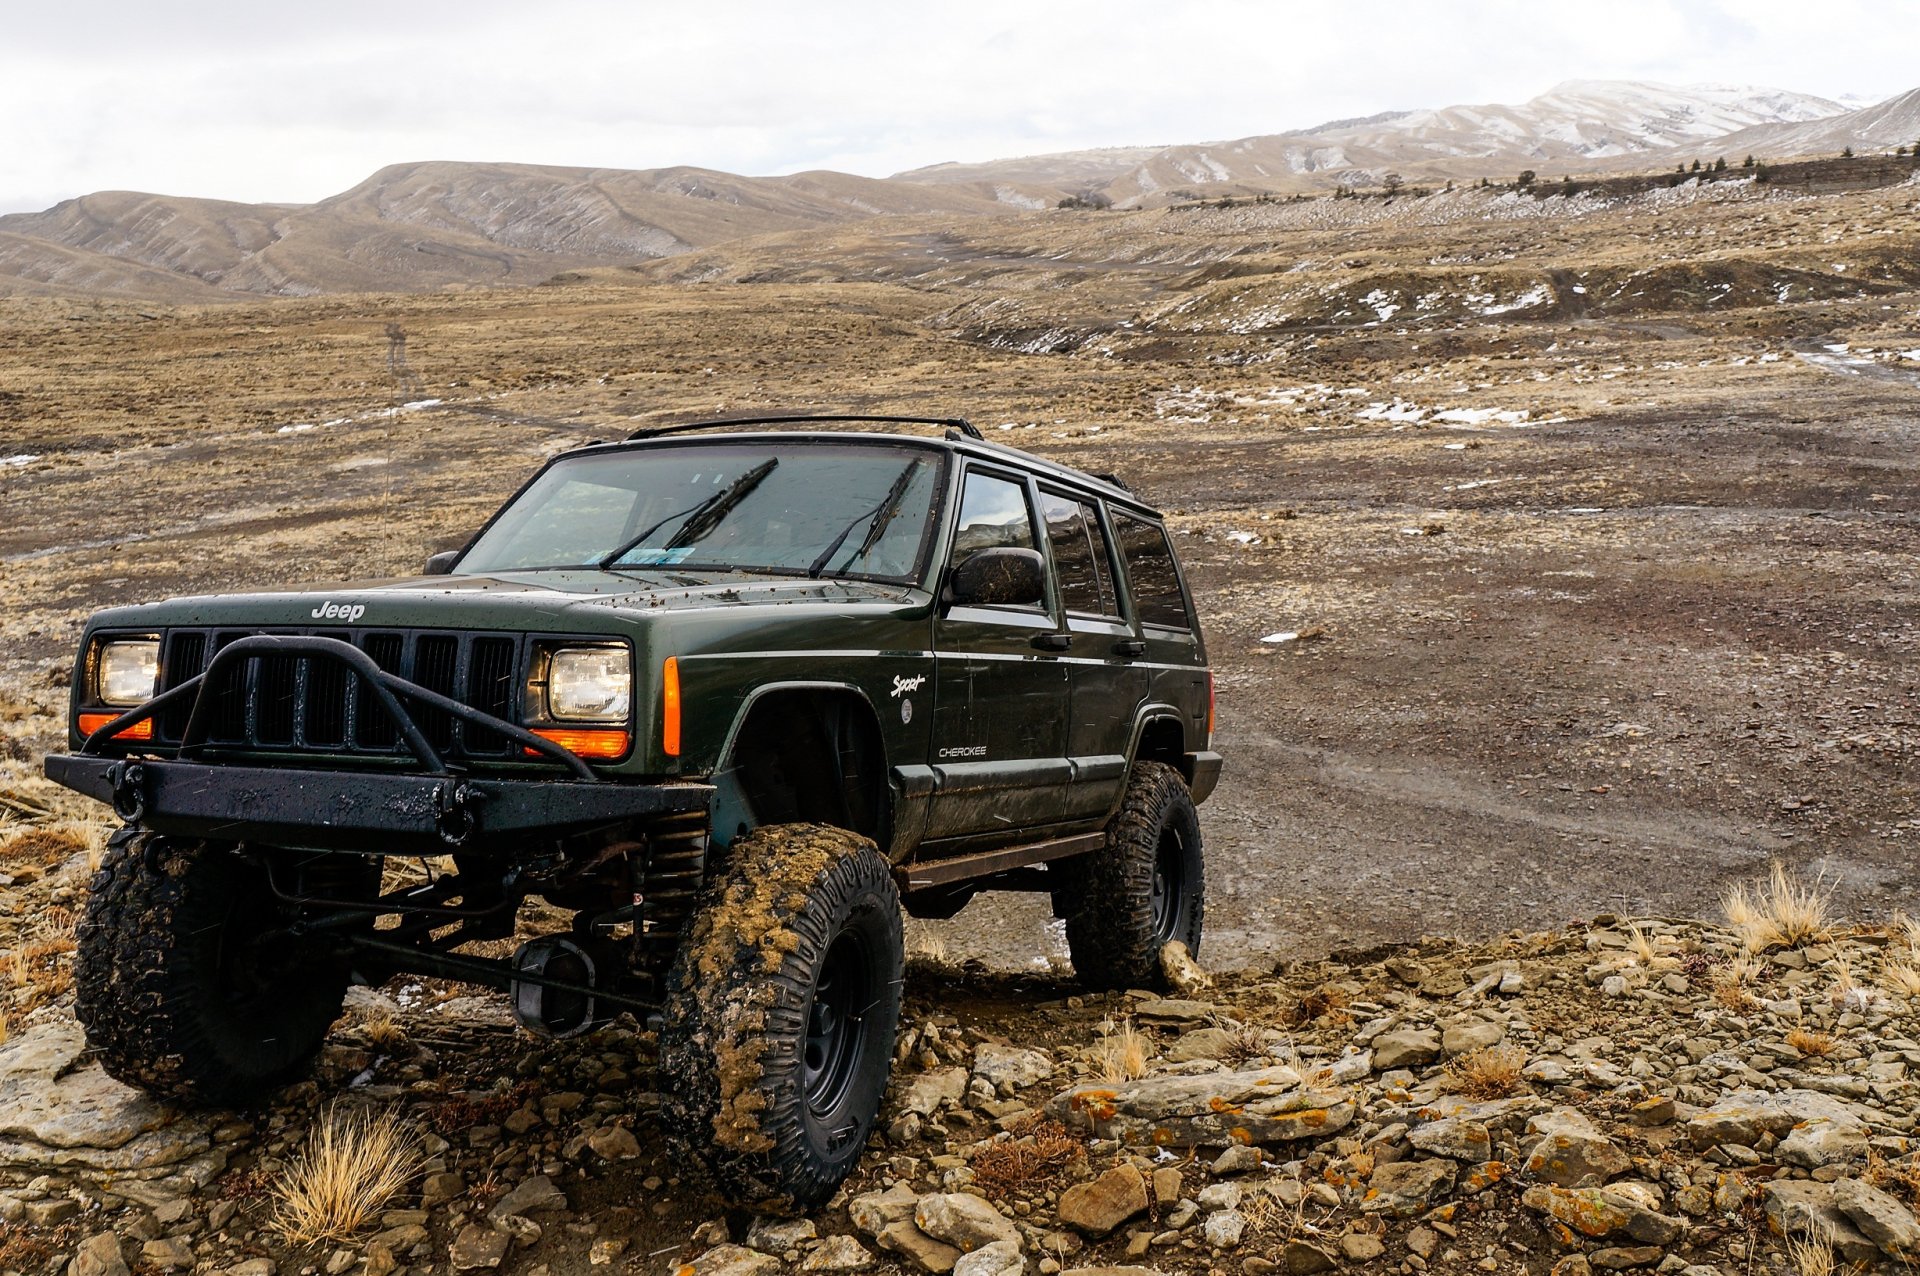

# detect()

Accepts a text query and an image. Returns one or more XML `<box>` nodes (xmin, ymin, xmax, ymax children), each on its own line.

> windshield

<box><xmin>456</xmin><ymin>442</ymin><xmax>948</xmax><ymax>583</ymax></box>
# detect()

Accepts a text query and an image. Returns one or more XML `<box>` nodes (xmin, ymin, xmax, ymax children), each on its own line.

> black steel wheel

<box><xmin>659</xmin><ymin>823</ymin><xmax>903</xmax><ymax>1212</ymax></box>
<box><xmin>74</xmin><ymin>830</ymin><xmax>355</xmax><ymax>1107</ymax></box>
<box><xmin>1055</xmin><ymin>761</ymin><xmax>1205</xmax><ymax>991</ymax></box>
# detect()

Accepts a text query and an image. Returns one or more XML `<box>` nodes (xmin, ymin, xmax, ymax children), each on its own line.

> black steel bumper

<box><xmin>1186</xmin><ymin>750</ymin><xmax>1224</xmax><ymax>805</ymax></box>
<box><xmin>44</xmin><ymin>754</ymin><xmax>712</xmax><ymax>854</ymax></box>
<box><xmin>47</xmin><ymin>633</ymin><xmax>711</xmax><ymax>854</ymax></box>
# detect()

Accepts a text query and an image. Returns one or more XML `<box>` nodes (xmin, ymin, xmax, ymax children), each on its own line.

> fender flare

<box><xmin>709</xmin><ymin>681</ymin><xmax>892</xmax><ymax>849</ymax></box>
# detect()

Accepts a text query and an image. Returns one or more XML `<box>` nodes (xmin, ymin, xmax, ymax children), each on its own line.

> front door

<box><xmin>924</xmin><ymin>468</ymin><xmax>1071</xmax><ymax>843</ymax></box>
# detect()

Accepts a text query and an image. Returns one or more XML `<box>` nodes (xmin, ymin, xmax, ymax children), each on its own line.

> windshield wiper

<box><xmin>808</xmin><ymin>459</ymin><xmax>923</xmax><ymax>579</ymax></box>
<box><xmin>596</xmin><ymin>458</ymin><xmax>779</xmax><ymax>568</ymax></box>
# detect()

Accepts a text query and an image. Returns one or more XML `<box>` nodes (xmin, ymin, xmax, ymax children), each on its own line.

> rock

<box><xmin>1408</xmin><ymin>1117</ymin><xmax>1492</xmax><ymax>1162</ymax></box>
<box><xmin>488</xmin><ymin>1174</ymin><xmax>567</xmax><ymax>1221</ymax></box>
<box><xmin>494</xmin><ymin>1215</ymin><xmax>543</xmax><ymax>1246</ymax></box>
<box><xmin>916</xmin><ymin>1193</ymin><xmax>1021</xmax><ymax>1252</ymax></box>
<box><xmin>1151</xmin><ymin>1167</ymin><xmax>1184</xmax><ymax>1202</ymax></box>
<box><xmin>1058</xmin><ymin>1163</ymin><xmax>1150</xmax><ymax>1236</ymax></box>
<box><xmin>586</xmin><ymin>1124</ymin><xmax>640</xmax><ymax>1160</ymax></box>
<box><xmin>1406</xmin><ymin>1227</ymin><xmax>1438</xmax><ymax>1259</ymax></box>
<box><xmin>906</xmin><ymin>1068</ymin><xmax>970</xmax><ymax>1116</ymax></box>
<box><xmin>1441</xmin><ymin>1020</ymin><xmax>1505</xmax><ymax>1056</ymax></box>
<box><xmin>1588</xmin><ymin>1248</ymin><xmax>1664</xmax><ymax>1270</ymax></box>
<box><xmin>1202</xmin><ymin>1210</ymin><xmax>1246</xmax><ymax>1248</ymax></box>
<box><xmin>800</xmin><ymin>1236</ymin><xmax>878</xmax><ymax>1271</ymax></box>
<box><xmin>1372</xmin><ymin>1029</ymin><xmax>1441</xmax><ymax>1071</ymax></box>
<box><xmin>226</xmin><ymin>1261</ymin><xmax>276</xmax><ymax>1276</ymax></box>
<box><xmin>0</xmin><ymin>1021</ymin><xmax>215</xmax><ymax>1174</ymax></box>
<box><xmin>140</xmin><ymin>1239</ymin><xmax>195</xmax><ymax>1270</ymax></box>
<box><xmin>1684</xmin><ymin>1089</ymin><xmax>1865</xmax><ymax>1152</ymax></box>
<box><xmin>421</xmin><ymin>1170</ymin><xmax>465</xmax><ymax>1207</ymax></box>
<box><xmin>974</xmin><ymin>1045</ymin><xmax>1054</xmax><ymax>1090</ymax></box>
<box><xmin>25</xmin><ymin>1195</ymin><xmax>80</xmax><ymax>1224</ymax></box>
<box><xmin>1166</xmin><ymin>1027</ymin><xmax>1243</xmax><ymax>1064</ymax></box>
<box><xmin>851</xmin><ymin>1184</ymin><xmax>922</xmax><ymax>1235</ymax></box>
<box><xmin>449</xmin><ymin>1224</ymin><xmax>511</xmax><ymax>1271</ymax></box>
<box><xmin>1338</xmin><ymin>1232</ymin><xmax>1384</xmax><ymax>1260</ymax></box>
<box><xmin>953</xmin><ymin>1240</ymin><xmax>1026</xmax><ymax>1276</ymax></box>
<box><xmin>1210</xmin><ymin>1144</ymin><xmax>1263</xmax><ymax>1175</ymax></box>
<box><xmin>1280</xmin><ymin>1241</ymin><xmax>1336</xmax><ymax>1273</ymax></box>
<box><xmin>877</xmin><ymin>1220</ymin><xmax>964</xmax><ymax>1274</ymax></box>
<box><xmin>1059</xmin><ymin>1269</ymin><xmax>1165</xmax><ymax>1276</ymax></box>
<box><xmin>1761</xmin><ymin>1181</ymin><xmax>1881</xmax><ymax>1265</ymax></box>
<box><xmin>1419</xmin><ymin>967</ymin><xmax>1468</xmax><ymax>997</ymax></box>
<box><xmin>1521</xmin><ymin>1184</ymin><xmax>1686</xmax><ymax>1246</ymax></box>
<box><xmin>1777</xmin><ymin>1106</ymin><xmax>1870</xmax><ymax>1169</ymax></box>
<box><xmin>1628</xmin><ymin>1097</ymin><xmax>1675</xmax><ymax>1126</ymax></box>
<box><xmin>70</xmin><ymin>1233</ymin><xmax>130</xmax><ymax>1276</ymax></box>
<box><xmin>362</xmin><ymin>1245</ymin><xmax>398</xmax><ymax>1276</ymax></box>
<box><xmin>1132</xmin><ymin>998</ymin><xmax>1216</xmax><ymax>1023</ymax></box>
<box><xmin>1196</xmin><ymin>1183</ymin><xmax>1242</xmax><ymax>1212</ymax></box>
<box><xmin>1049</xmin><ymin>1068</ymin><xmax>1353</xmax><ymax>1148</ymax></box>
<box><xmin>1521</xmin><ymin>1109</ymin><xmax>1633</xmax><ymax>1187</ymax></box>
<box><xmin>682</xmin><ymin>1245</ymin><xmax>784</xmax><ymax>1276</ymax></box>
<box><xmin>745</xmin><ymin>1216</ymin><xmax>819</xmax><ymax>1254</ymax></box>
<box><xmin>1361</xmin><ymin>1159</ymin><xmax>1457</xmax><ymax>1218</ymax></box>
<box><xmin>589</xmin><ymin>1237</ymin><xmax>629</xmax><ymax>1266</ymax></box>
<box><xmin>1831</xmin><ymin>1177</ymin><xmax>1920</xmax><ymax>1259</ymax></box>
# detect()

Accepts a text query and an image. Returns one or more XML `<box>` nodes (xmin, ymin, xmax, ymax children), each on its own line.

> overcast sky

<box><xmin>2</xmin><ymin>0</ymin><xmax>1911</xmax><ymax>214</ymax></box>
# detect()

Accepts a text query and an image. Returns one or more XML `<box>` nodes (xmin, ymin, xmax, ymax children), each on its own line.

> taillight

<box><xmin>661</xmin><ymin>656</ymin><xmax>681</xmax><ymax>757</ymax></box>
<box><xmin>1206</xmin><ymin>671</ymin><xmax>1215</xmax><ymax>744</ymax></box>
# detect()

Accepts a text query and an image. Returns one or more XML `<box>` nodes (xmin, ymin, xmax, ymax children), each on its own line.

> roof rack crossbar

<box><xmin>627</xmin><ymin>413</ymin><xmax>983</xmax><ymax>442</ymax></box>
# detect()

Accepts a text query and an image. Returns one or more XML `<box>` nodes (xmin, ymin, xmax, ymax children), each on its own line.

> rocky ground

<box><xmin>4</xmin><ymin>821</ymin><xmax>1920</xmax><ymax>1276</ymax></box>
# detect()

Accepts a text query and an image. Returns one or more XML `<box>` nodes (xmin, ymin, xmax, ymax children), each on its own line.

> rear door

<box><xmin>924</xmin><ymin>467</ymin><xmax>1071</xmax><ymax>843</ymax></box>
<box><xmin>1036</xmin><ymin>487</ymin><xmax>1146</xmax><ymax>819</ymax></box>
<box><xmin>1110</xmin><ymin>510</ymin><xmax>1209</xmax><ymax>754</ymax></box>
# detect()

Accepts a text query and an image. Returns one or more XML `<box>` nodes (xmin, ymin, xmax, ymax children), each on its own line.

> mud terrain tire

<box><xmin>75</xmin><ymin>829</ymin><xmax>350</xmax><ymax>1107</ymax></box>
<box><xmin>659</xmin><ymin>823</ymin><xmax>903</xmax><ymax>1212</ymax></box>
<box><xmin>1056</xmin><ymin>761</ymin><xmax>1204</xmax><ymax>991</ymax></box>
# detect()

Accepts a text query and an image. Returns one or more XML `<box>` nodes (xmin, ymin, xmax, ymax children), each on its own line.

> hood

<box><xmin>83</xmin><ymin>569</ymin><xmax>928</xmax><ymax>635</ymax></box>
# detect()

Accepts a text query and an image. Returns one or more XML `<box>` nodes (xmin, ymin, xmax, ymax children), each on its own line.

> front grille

<box><xmin>155</xmin><ymin>628</ymin><xmax>528</xmax><ymax>761</ymax></box>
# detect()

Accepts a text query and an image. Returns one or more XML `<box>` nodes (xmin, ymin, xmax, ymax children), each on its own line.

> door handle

<box><xmin>1031</xmin><ymin>632</ymin><xmax>1072</xmax><ymax>652</ymax></box>
<box><xmin>1113</xmin><ymin>639</ymin><xmax>1147</xmax><ymax>658</ymax></box>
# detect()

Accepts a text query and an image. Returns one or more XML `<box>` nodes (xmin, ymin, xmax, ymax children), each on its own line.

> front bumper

<box><xmin>44</xmin><ymin>753</ymin><xmax>712</xmax><ymax>855</ymax></box>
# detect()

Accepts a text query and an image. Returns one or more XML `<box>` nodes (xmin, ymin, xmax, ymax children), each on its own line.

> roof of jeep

<box><xmin>555</xmin><ymin>425</ymin><xmax>1161</xmax><ymax>515</ymax></box>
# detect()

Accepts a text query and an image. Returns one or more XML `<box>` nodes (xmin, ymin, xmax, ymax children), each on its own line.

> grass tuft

<box><xmin>1444</xmin><ymin>1044</ymin><xmax>1528</xmax><ymax>1098</ymax></box>
<box><xmin>1721</xmin><ymin>861</ymin><xmax>1830</xmax><ymax>953</ymax></box>
<box><xmin>1099</xmin><ymin>1017</ymin><xmax>1149</xmax><ymax>1083</ymax></box>
<box><xmin>270</xmin><ymin>1107</ymin><xmax>423</xmax><ymax>1246</ymax></box>
<box><xmin>1784</xmin><ymin>1026</ymin><xmax>1835</xmax><ymax>1058</ymax></box>
<box><xmin>1783</xmin><ymin>1225</ymin><xmax>1835</xmax><ymax>1276</ymax></box>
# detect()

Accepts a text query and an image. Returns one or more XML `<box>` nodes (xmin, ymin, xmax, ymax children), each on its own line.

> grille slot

<box><xmin>149</xmin><ymin>627</ymin><xmax>532</xmax><ymax>764</ymax></box>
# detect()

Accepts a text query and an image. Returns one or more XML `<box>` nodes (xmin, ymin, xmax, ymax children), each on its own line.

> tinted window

<box><xmin>1114</xmin><ymin>513</ymin><xmax>1192</xmax><ymax>630</ymax></box>
<box><xmin>950</xmin><ymin>471</ymin><xmax>1041</xmax><ymax>607</ymax></box>
<box><xmin>458</xmin><ymin>444</ymin><xmax>943</xmax><ymax>583</ymax></box>
<box><xmin>1039</xmin><ymin>490</ymin><xmax>1121</xmax><ymax>617</ymax></box>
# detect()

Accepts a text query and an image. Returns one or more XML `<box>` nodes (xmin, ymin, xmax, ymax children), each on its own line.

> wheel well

<box><xmin>724</xmin><ymin>690</ymin><xmax>888</xmax><ymax>842</ymax></box>
<box><xmin>1135</xmin><ymin>716</ymin><xmax>1185</xmax><ymax>769</ymax></box>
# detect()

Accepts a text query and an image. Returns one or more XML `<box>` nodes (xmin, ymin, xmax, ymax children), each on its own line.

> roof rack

<box><xmin>627</xmin><ymin>413</ymin><xmax>983</xmax><ymax>442</ymax></box>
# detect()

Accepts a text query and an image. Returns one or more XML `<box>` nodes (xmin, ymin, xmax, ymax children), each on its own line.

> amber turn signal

<box><xmin>78</xmin><ymin>712</ymin><xmax>153</xmax><ymax>742</ymax></box>
<box><xmin>524</xmin><ymin>727</ymin><xmax>630</xmax><ymax>760</ymax></box>
<box><xmin>661</xmin><ymin>656</ymin><xmax>681</xmax><ymax>757</ymax></box>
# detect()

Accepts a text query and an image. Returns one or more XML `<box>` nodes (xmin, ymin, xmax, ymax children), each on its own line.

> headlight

<box><xmin>97</xmin><ymin>640</ymin><xmax>160</xmax><ymax>706</ymax></box>
<box><xmin>547</xmin><ymin>647</ymin><xmax>632</xmax><ymax>722</ymax></box>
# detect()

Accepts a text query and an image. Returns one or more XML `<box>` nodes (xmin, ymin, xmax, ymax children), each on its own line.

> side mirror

<box><xmin>423</xmin><ymin>550</ymin><xmax>461</xmax><ymax>576</ymax></box>
<box><xmin>947</xmin><ymin>547</ymin><xmax>1046</xmax><ymax>607</ymax></box>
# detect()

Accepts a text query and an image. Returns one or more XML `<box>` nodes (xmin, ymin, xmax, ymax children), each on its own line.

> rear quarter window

<box><xmin>1113</xmin><ymin>512</ymin><xmax>1194</xmax><ymax>631</ymax></box>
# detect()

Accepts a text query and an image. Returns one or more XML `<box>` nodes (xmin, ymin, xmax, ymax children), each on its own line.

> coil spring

<box><xmin>633</xmin><ymin>808</ymin><xmax>709</xmax><ymax>989</ymax></box>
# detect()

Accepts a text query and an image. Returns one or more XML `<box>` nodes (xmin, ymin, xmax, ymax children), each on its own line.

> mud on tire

<box><xmin>658</xmin><ymin>823</ymin><xmax>904</xmax><ymax>1213</ymax></box>
<box><xmin>75</xmin><ymin>829</ymin><xmax>352</xmax><ymax>1107</ymax></box>
<box><xmin>1055</xmin><ymin>761</ymin><xmax>1204</xmax><ymax>991</ymax></box>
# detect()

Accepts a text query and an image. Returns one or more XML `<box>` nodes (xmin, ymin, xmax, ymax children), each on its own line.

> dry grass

<box><xmin>270</xmin><ymin>1107</ymin><xmax>424</xmax><ymax>1246</ymax></box>
<box><xmin>357</xmin><ymin>1012</ymin><xmax>407</xmax><ymax>1051</ymax></box>
<box><xmin>1783</xmin><ymin>1225</ymin><xmax>1836</xmax><ymax>1276</ymax></box>
<box><xmin>1784</xmin><ymin>1027</ymin><xmax>1835</xmax><ymax>1058</ymax></box>
<box><xmin>967</xmin><ymin>1115</ymin><xmax>1084</xmax><ymax>1201</ymax></box>
<box><xmin>1721</xmin><ymin>861</ymin><xmax>1831</xmax><ymax>953</ymax></box>
<box><xmin>1286</xmin><ymin>983</ymin><xmax>1353</xmax><ymax>1027</ymax></box>
<box><xmin>1711</xmin><ymin>955</ymin><xmax>1765</xmax><ymax>1011</ymax></box>
<box><xmin>1444</xmin><ymin>1044</ymin><xmax>1529</xmax><ymax>1099</ymax></box>
<box><xmin>1864</xmin><ymin>1149</ymin><xmax>1920</xmax><ymax>1208</ymax></box>
<box><xmin>1883</xmin><ymin>960</ymin><xmax>1920</xmax><ymax>1000</ymax></box>
<box><xmin>1098</xmin><ymin>1018</ymin><xmax>1149</xmax><ymax>1084</ymax></box>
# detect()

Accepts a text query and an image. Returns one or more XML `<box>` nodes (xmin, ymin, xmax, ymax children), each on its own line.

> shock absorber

<box><xmin>631</xmin><ymin>808</ymin><xmax>709</xmax><ymax>991</ymax></box>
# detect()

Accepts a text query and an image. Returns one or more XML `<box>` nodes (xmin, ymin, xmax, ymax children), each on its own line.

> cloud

<box><xmin>1</xmin><ymin>0</ymin><xmax>1910</xmax><ymax>212</ymax></box>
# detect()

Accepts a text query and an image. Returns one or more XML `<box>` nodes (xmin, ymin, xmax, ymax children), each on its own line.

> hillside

<box><xmin>1682</xmin><ymin>86</ymin><xmax>1920</xmax><ymax>164</ymax></box>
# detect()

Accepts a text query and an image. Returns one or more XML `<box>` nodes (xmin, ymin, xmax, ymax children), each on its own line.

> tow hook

<box><xmin>107</xmin><ymin>761</ymin><xmax>147</xmax><ymax>823</ymax></box>
<box><xmin>434</xmin><ymin>779</ymin><xmax>485</xmax><ymax>847</ymax></box>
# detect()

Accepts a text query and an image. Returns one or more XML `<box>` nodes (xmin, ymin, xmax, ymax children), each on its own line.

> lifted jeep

<box><xmin>47</xmin><ymin>415</ymin><xmax>1221</xmax><ymax>1210</ymax></box>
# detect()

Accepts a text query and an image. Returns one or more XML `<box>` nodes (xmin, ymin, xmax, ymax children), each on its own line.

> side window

<box><xmin>950</xmin><ymin>470</ymin><xmax>1040</xmax><ymax>607</ymax></box>
<box><xmin>1113</xmin><ymin>512</ymin><xmax>1193</xmax><ymax>630</ymax></box>
<box><xmin>1039</xmin><ymin>489</ymin><xmax>1121</xmax><ymax>618</ymax></box>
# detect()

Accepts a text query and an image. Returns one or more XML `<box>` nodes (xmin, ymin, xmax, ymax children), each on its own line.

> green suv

<box><xmin>47</xmin><ymin>416</ymin><xmax>1220</xmax><ymax>1210</ymax></box>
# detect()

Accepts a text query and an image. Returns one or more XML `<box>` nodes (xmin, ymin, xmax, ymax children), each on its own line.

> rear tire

<box><xmin>75</xmin><ymin>830</ymin><xmax>352</xmax><ymax>1107</ymax></box>
<box><xmin>658</xmin><ymin>823</ymin><xmax>903</xmax><ymax>1213</ymax></box>
<box><xmin>1056</xmin><ymin>761</ymin><xmax>1204</xmax><ymax>991</ymax></box>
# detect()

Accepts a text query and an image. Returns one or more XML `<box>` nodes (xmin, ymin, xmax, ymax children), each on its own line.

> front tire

<box><xmin>75</xmin><ymin>830</ymin><xmax>352</xmax><ymax>1107</ymax></box>
<box><xmin>1056</xmin><ymin>761</ymin><xmax>1205</xmax><ymax>991</ymax></box>
<box><xmin>659</xmin><ymin>823</ymin><xmax>904</xmax><ymax>1213</ymax></box>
